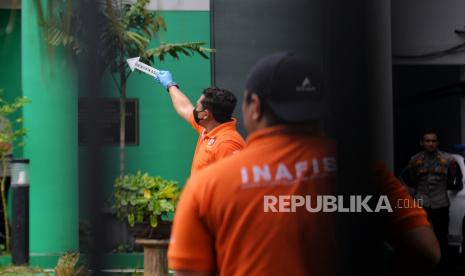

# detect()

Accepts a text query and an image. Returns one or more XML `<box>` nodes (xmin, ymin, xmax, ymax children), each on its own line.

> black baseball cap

<box><xmin>246</xmin><ymin>52</ymin><xmax>325</xmax><ymax>122</ymax></box>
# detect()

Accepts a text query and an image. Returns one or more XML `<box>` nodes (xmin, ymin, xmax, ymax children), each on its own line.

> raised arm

<box><xmin>155</xmin><ymin>70</ymin><xmax>194</xmax><ymax>122</ymax></box>
<box><xmin>167</xmin><ymin>85</ymin><xmax>194</xmax><ymax>122</ymax></box>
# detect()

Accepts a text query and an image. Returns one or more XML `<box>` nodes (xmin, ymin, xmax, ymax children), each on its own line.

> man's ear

<box><xmin>203</xmin><ymin>109</ymin><xmax>211</xmax><ymax>120</ymax></box>
<box><xmin>250</xmin><ymin>94</ymin><xmax>262</xmax><ymax>121</ymax></box>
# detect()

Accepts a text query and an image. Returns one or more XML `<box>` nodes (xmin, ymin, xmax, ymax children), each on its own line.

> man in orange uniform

<box><xmin>167</xmin><ymin>52</ymin><xmax>439</xmax><ymax>275</ymax></box>
<box><xmin>154</xmin><ymin>72</ymin><xmax>245</xmax><ymax>174</ymax></box>
<box><xmin>373</xmin><ymin>163</ymin><xmax>440</xmax><ymax>274</ymax></box>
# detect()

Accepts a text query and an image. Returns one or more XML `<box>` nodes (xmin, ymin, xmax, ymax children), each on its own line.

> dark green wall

<box><xmin>123</xmin><ymin>11</ymin><xmax>211</xmax><ymax>184</ymax></box>
<box><xmin>0</xmin><ymin>9</ymin><xmax>23</xmax><ymax>157</ymax></box>
<box><xmin>4</xmin><ymin>3</ymin><xmax>210</xmax><ymax>253</ymax></box>
<box><xmin>79</xmin><ymin>11</ymin><xmax>211</xmax><ymax>218</ymax></box>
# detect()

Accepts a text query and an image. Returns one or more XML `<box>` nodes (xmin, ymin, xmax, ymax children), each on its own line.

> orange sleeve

<box><xmin>167</xmin><ymin>179</ymin><xmax>216</xmax><ymax>272</ymax></box>
<box><xmin>187</xmin><ymin>110</ymin><xmax>203</xmax><ymax>134</ymax></box>
<box><xmin>373</xmin><ymin>163</ymin><xmax>430</xmax><ymax>240</ymax></box>
<box><xmin>214</xmin><ymin>141</ymin><xmax>244</xmax><ymax>160</ymax></box>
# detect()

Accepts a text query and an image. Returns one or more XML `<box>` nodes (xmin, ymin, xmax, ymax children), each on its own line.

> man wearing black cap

<box><xmin>243</xmin><ymin>52</ymin><xmax>325</xmax><ymax>123</ymax></box>
<box><xmin>167</xmin><ymin>52</ymin><xmax>438</xmax><ymax>275</ymax></box>
<box><xmin>168</xmin><ymin>52</ymin><xmax>338</xmax><ymax>275</ymax></box>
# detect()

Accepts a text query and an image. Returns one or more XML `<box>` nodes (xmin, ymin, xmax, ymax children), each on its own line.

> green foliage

<box><xmin>35</xmin><ymin>0</ymin><xmax>79</xmax><ymax>54</ymax></box>
<box><xmin>55</xmin><ymin>252</ymin><xmax>89</xmax><ymax>276</ymax></box>
<box><xmin>113</xmin><ymin>172</ymin><xmax>180</xmax><ymax>228</ymax></box>
<box><xmin>35</xmin><ymin>0</ymin><xmax>213</xmax><ymax>175</ymax></box>
<box><xmin>0</xmin><ymin>265</ymin><xmax>44</xmax><ymax>276</ymax></box>
<box><xmin>36</xmin><ymin>0</ymin><xmax>213</xmax><ymax>75</ymax></box>
<box><xmin>101</xmin><ymin>0</ymin><xmax>213</xmax><ymax>75</ymax></box>
<box><xmin>0</xmin><ymin>90</ymin><xmax>30</xmax><ymax>151</ymax></box>
<box><xmin>112</xmin><ymin>243</ymin><xmax>134</xmax><ymax>253</ymax></box>
<box><xmin>146</xmin><ymin>42</ymin><xmax>212</xmax><ymax>61</ymax></box>
<box><xmin>0</xmin><ymin>252</ymin><xmax>88</xmax><ymax>275</ymax></box>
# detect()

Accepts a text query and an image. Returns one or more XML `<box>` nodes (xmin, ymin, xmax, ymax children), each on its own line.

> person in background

<box><xmin>405</xmin><ymin>129</ymin><xmax>461</xmax><ymax>275</ymax></box>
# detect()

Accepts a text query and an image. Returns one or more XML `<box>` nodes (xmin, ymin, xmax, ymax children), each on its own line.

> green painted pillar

<box><xmin>22</xmin><ymin>1</ymin><xmax>78</xmax><ymax>253</ymax></box>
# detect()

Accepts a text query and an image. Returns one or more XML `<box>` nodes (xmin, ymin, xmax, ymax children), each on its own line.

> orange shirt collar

<box><xmin>246</xmin><ymin>124</ymin><xmax>322</xmax><ymax>145</ymax></box>
<box><xmin>204</xmin><ymin>118</ymin><xmax>238</xmax><ymax>139</ymax></box>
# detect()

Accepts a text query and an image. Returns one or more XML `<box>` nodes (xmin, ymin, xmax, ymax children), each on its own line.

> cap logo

<box><xmin>296</xmin><ymin>77</ymin><xmax>316</xmax><ymax>92</ymax></box>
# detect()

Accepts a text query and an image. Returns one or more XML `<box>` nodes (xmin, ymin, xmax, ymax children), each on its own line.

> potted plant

<box><xmin>112</xmin><ymin>171</ymin><xmax>180</xmax><ymax>240</ymax></box>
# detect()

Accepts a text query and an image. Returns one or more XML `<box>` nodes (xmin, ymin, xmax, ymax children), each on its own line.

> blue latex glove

<box><xmin>154</xmin><ymin>70</ymin><xmax>177</xmax><ymax>90</ymax></box>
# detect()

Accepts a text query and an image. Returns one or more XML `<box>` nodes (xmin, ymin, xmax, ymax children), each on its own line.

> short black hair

<box><xmin>201</xmin><ymin>87</ymin><xmax>237</xmax><ymax>123</ymax></box>
<box><xmin>421</xmin><ymin>128</ymin><xmax>439</xmax><ymax>140</ymax></box>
